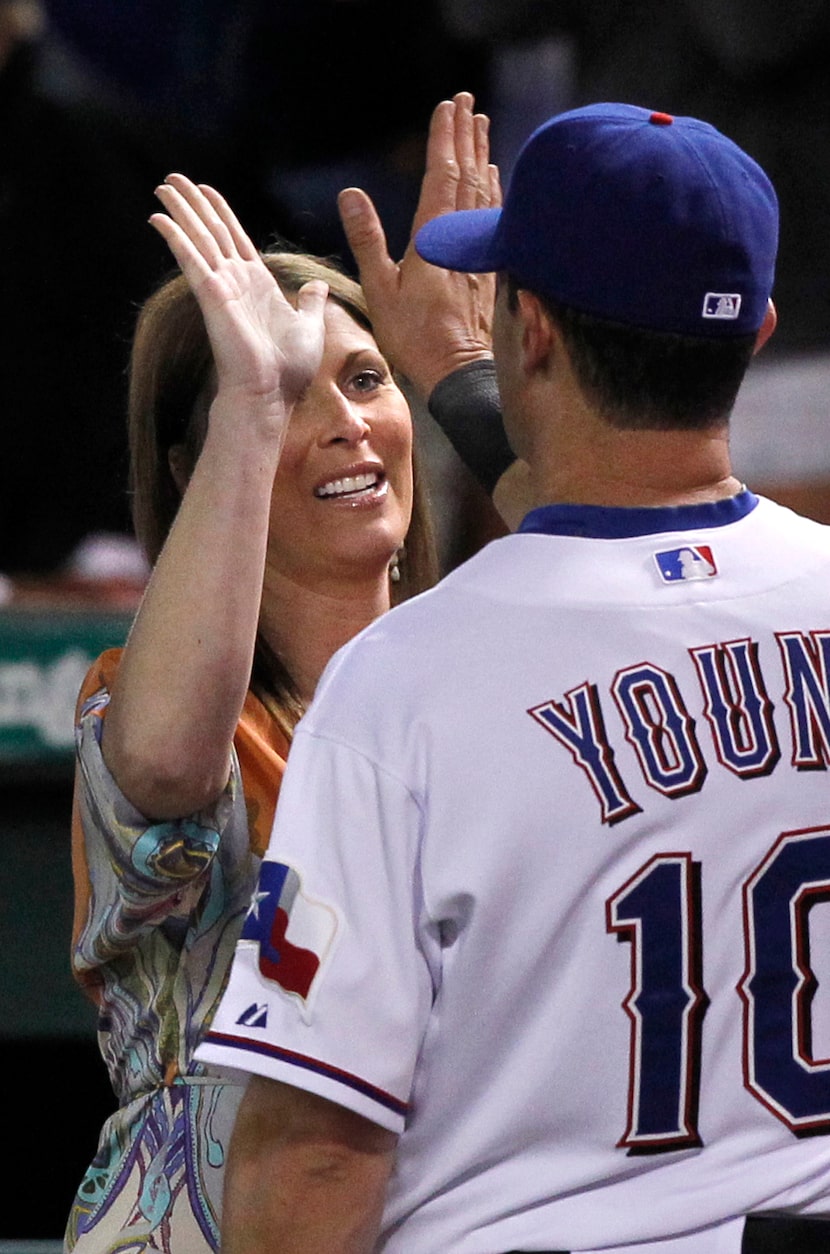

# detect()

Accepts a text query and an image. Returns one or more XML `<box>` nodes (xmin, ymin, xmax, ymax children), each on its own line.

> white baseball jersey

<box><xmin>198</xmin><ymin>492</ymin><xmax>830</xmax><ymax>1252</ymax></box>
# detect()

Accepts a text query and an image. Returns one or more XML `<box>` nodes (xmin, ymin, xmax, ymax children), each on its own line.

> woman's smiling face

<box><xmin>265</xmin><ymin>300</ymin><xmax>414</xmax><ymax>589</ymax></box>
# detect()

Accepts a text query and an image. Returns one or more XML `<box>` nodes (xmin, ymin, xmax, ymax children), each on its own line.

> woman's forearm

<box><xmin>103</xmin><ymin>399</ymin><xmax>282</xmax><ymax>819</ymax></box>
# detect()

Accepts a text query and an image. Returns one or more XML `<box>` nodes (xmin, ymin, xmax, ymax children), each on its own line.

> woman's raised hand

<box><xmin>151</xmin><ymin>175</ymin><xmax>328</xmax><ymax>415</ymax></box>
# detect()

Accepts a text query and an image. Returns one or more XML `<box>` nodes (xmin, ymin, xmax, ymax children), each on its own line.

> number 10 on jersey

<box><xmin>606</xmin><ymin>826</ymin><xmax>830</xmax><ymax>1152</ymax></box>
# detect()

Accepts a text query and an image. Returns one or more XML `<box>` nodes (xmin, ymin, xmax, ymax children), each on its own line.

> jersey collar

<box><xmin>518</xmin><ymin>489</ymin><xmax>759</xmax><ymax>540</ymax></box>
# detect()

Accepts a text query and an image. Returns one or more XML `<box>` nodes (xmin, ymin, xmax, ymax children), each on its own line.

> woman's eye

<box><xmin>350</xmin><ymin>369</ymin><xmax>384</xmax><ymax>394</ymax></box>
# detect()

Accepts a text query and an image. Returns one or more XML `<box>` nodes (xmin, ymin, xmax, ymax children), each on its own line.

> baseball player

<box><xmin>197</xmin><ymin>104</ymin><xmax>830</xmax><ymax>1252</ymax></box>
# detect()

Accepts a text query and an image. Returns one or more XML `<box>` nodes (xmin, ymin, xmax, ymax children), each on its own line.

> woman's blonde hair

<box><xmin>128</xmin><ymin>251</ymin><xmax>438</xmax><ymax>731</ymax></box>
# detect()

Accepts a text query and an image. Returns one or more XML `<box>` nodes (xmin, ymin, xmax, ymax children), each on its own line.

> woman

<box><xmin>65</xmin><ymin>90</ymin><xmax>510</xmax><ymax>1251</ymax></box>
<box><xmin>65</xmin><ymin>173</ymin><xmax>438</xmax><ymax>1252</ymax></box>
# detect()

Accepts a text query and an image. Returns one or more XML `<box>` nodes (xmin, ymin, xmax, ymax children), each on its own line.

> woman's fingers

<box><xmin>163</xmin><ymin>174</ymin><xmax>240</xmax><ymax>259</ymax></box>
<box><xmin>148</xmin><ymin>209</ymin><xmax>214</xmax><ymax>286</ymax></box>
<box><xmin>153</xmin><ymin>183</ymin><xmax>225</xmax><ymax>270</ymax></box>
<box><xmin>149</xmin><ymin>178</ymin><xmax>328</xmax><ymax>409</ymax></box>
<box><xmin>153</xmin><ymin>174</ymin><xmax>243</xmax><ymax>267</ymax></box>
<box><xmin>197</xmin><ymin>182</ymin><xmax>260</xmax><ymax>262</ymax></box>
<box><xmin>294</xmin><ymin>278</ymin><xmax>330</xmax><ymax>320</ymax></box>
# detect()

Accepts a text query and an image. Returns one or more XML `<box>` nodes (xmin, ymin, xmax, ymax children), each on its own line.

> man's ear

<box><xmin>167</xmin><ymin>443</ymin><xmax>191</xmax><ymax>496</ymax></box>
<box><xmin>753</xmin><ymin>299</ymin><xmax>777</xmax><ymax>355</ymax></box>
<box><xmin>516</xmin><ymin>290</ymin><xmax>557</xmax><ymax>374</ymax></box>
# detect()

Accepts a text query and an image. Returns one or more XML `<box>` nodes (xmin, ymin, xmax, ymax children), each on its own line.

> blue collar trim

<box><xmin>518</xmin><ymin>490</ymin><xmax>759</xmax><ymax>539</ymax></box>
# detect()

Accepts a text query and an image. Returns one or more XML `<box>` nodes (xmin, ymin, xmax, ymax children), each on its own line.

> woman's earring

<box><xmin>389</xmin><ymin>546</ymin><xmax>404</xmax><ymax>583</ymax></box>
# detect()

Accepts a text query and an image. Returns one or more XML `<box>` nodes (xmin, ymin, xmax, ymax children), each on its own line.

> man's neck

<box><xmin>525</xmin><ymin>390</ymin><xmax>741</xmax><ymax>510</ymax></box>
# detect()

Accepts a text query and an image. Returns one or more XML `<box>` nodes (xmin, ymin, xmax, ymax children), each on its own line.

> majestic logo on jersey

<box><xmin>702</xmin><ymin>292</ymin><xmax>742</xmax><ymax>320</ymax></box>
<box><xmin>237</xmin><ymin>1002</ymin><xmax>269</xmax><ymax>1028</ymax></box>
<box><xmin>654</xmin><ymin>545</ymin><xmax>717</xmax><ymax>583</ymax></box>
<box><xmin>240</xmin><ymin>861</ymin><xmax>337</xmax><ymax>1001</ymax></box>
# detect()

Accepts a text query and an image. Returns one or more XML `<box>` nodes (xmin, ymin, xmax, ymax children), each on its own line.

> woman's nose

<box><xmin>319</xmin><ymin>390</ymin><xmax>371</xmax><ymax>445</ymax></box>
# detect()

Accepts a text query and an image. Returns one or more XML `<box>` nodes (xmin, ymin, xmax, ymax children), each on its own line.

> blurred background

<box><xmin>2</xmin><ymin>0</ymin><xmax>830</xmax><ymax>1238</ymax></box>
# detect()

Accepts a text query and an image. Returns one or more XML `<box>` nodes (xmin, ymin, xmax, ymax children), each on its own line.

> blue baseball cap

<box><xmin>415</xmin><ymin>103</ymin><xmax>778</xmax><ymax>337</ymax></box>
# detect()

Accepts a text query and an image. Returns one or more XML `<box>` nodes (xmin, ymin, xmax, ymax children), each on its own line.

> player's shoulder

<box><xmin>753</xmin><ymin>493</ymin><xmax>830</xmax><ymax>528</ymax></box>
<box><xmin>307</xmin><ymin>545</ymin><xmax>508</xmax><ymax>711</ymax></box>
<box><xmin>750</xmin><ymin>493</ymin><xmax>830</xmax><ymax>552</ymax></box>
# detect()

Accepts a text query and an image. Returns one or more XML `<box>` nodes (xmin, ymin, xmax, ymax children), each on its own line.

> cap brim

<box><xmin>414</xmin><ymin>207</ymin><xmax>503</xmax><ymax>272</ymax></box>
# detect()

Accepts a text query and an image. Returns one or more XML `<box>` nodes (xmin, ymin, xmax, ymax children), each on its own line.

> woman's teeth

<box><xmin>315</xmin><ymin>473</ymin><xmax>379</xmax><ymax>499</ymax></box>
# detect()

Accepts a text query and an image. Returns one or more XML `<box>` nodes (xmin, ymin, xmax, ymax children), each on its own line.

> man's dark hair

<box><xmin>506</xmin><ymin>276</ymin><xmax>757</xmax><ymax>431</ymax></box>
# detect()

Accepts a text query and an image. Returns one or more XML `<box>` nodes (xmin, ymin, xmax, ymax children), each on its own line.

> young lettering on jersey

<box><xmin>529</xmin><ymin>630</ymin><xmax>828</xmax><ymax>825</ymax></box>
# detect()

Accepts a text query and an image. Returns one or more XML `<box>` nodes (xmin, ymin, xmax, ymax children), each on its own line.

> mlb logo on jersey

<box><xmin>702</xmin><ymin>291</ymin><xmax>742</xmax><ymax>320</ymax></box>
<box><xmin>241</xmin><ymin>860</ymin><xmax>338</xmax><ymax>1002</ymax></box>
<box><xmin>655</xmin><ymin>545</ymin><xmax>718</xmax><ymax>583</ymax></box>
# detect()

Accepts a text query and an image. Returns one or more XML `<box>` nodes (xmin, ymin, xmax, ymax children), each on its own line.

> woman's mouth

<box><xmin>314</xmin><ymin>471</ymin><xmax>387</xmax><ymax>501</ymax></box>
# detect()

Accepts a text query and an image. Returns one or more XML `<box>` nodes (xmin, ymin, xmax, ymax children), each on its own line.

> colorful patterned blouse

<box><xmin>65</xmin><ymin>649</ymin><xmax>288</xmax><ymax>1253</ymax></box>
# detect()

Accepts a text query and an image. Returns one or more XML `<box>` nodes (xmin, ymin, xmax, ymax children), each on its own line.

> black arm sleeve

<box><xmin>426</xmin><ymin>359</ymin><xmax>516</xmax><ymax>495</ymax></box>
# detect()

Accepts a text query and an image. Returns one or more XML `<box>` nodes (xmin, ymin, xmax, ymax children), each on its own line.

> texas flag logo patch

<box><xmin>654</xmin><ymin>545</ymin><xmax>718</xmax><ymax>583</ymax></box>
<box><xmin>241</xmin><ymin>861</ymin><xmax>337</xmax><ymax>1002</ymax></box>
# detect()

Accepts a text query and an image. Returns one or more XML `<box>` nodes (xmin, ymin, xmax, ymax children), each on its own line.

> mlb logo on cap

<box><xmin>655</xmin><ymin>545</ymin><xmax>718</xmax><ymax>583</ymax></box>
<box><xmin>703</xmin><ymin>293</ymin><xmax>742</xmax><ymax>320</ymax></box>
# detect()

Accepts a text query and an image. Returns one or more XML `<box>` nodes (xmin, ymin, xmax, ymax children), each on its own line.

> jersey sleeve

<box><xmin>196</xmin><ymin>725</ymin><xmax>433</xmax><ymax>1135</ymax></box>
<box><xmin>71</xmin><ymin>652</ymin><xmax>245</xmax><ymax>982</ymax></box>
